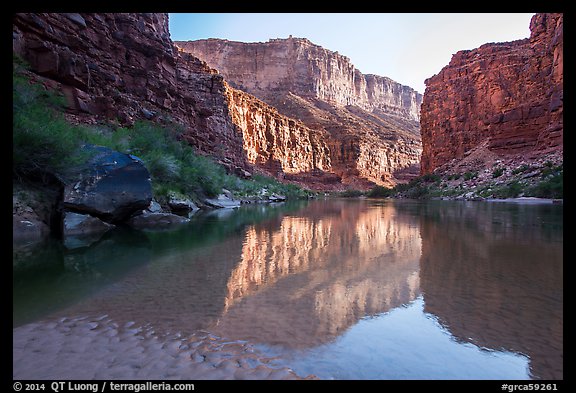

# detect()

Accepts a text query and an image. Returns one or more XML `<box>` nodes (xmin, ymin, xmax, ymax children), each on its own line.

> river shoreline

<box><xmin>13</xmin><ymin>315</ymin><xmax>309</xmax><ymax>380</ymax></box>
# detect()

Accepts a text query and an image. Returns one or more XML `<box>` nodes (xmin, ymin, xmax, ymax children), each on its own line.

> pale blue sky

<box><xmin>168</xmin><ymin>13</ymin><xmax>534</xmax><ymax>94</ymax></box>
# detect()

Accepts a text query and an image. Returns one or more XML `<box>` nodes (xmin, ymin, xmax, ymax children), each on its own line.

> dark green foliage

<box><xmin>366</xmin><ymin>185</ymin><xmax>394</xmax><ymax>198</ymax></box>
<box><xmin>404</xmin><ymin>184</ymin><xmax>430</xmax><ymax>199</ymax></box>
<box><xmin>421</xmin><ymin>173</ymin><xmax>441</xmax><ymax>183</ymax></box>
<box><xmin>492</xmin><ymin>167</ymin><xmax>504</xmax><ymax>178</ymax></box>
<box><xmin>528</xmin><ymin>172</ymin><xmax>563</xmax><ymax>199</ymax></box>
<box><xmin>13</xmin><ymin>71</ymin><xmax>86</xmax><ymax>180</ymax></box>
<box><xmin>231</xmin><ymin>174</ymin><xmax>311</xmax><ymax>199</ymax></box>
<box><xmin>336</xmin><ymin>189</ymin><xmax>365</xmax><ymax>198</ymax></box>
<box><xmin>500</xmin><ymin>181</ymin><xmax>523</xmax><ymax>198</ymax></box>
<box><xmin>511</xmin><ymin>164</ymin><xmax>532</xmax><ymax>175</ymax></box>
<box><xmin>463</xmin><ymin>171</ymin><xmax>478</xmax><ymax>181</ymax></box>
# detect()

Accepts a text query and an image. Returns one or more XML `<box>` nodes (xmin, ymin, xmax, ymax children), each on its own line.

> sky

<box><xmin>168</xmin><ymin>13</ymin><xmax>534</xmax><ymax>94</ymax></box>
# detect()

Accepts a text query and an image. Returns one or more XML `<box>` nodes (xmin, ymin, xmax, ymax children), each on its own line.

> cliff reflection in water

<box><xmin>216</xmin><ymin>200</ymin><xmax>422</xmax><ymax>347</ymax></box>
<box><xmin>415</xmin><ymin>201</ymin><xmax>563</xmax><ymax>380</ymax></box>
<box><xmin>14</xmin><ymin>199</ymin><xmax>562</xmax><ymax>379</ymax></box>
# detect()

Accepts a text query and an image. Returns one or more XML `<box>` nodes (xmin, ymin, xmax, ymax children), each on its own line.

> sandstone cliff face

<box><xmin>420</xmin><ymin>13</ymin><xmax>563</xmax><ymax>174</ymax></box>
<box><xmin>13</xmin><ymin>13</ymin><xmax>248</xmax><ymax>171</ymax></box>
<box><xmin>176</xmin><ymin>37</ymin><xmax>422</xmax><ymax>122</ymax></box>
<box><xmin>177</xmin><ymin>38</ymin><xmax>423</xmax><ymax>188</ymax></box>
<box><xmin>226</xmin><ymin>88</ymin><xmax>336</xmax><ymax>187</ymax></box>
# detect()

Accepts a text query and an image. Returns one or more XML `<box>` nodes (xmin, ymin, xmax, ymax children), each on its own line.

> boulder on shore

<box><xmin>62</xmin><ymin>211</ymin><xmax>115</xmax><ymax>249</ymax></box>
<box><xmin>168</xmin><ymin>195</ymin><xmax>199</xmax><ymax>218</ymax></box>
<box><xmin>127</xmin><ymin>211</ymin><xmax>190</xmax><ymax>230</ymax></box>
<box><xmin>63</xmin><ymin>145</ymin><xmax>152</xmax><ymax>223</ymax></box>
<box><xmin>204</xmin><ymin>193</ymin><xmax>241</xmax><ymax>209</ymax></box>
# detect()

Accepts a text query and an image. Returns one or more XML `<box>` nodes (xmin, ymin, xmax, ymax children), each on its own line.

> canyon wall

<box><xmin>175</xmin><ymin>37</ymin><xmax>422</xmax><ymax>123</ymax></box>
<box><xmin>225</xmin><ymin>88</ymin><xmax>336</xmax><ymax>187</ymax></box>
<box><xmin>13</xmin><ymin>13</ymin><xmax>422</xmax><ymax>190</ymax></box>
<box><xmin>420</xmin><ymin>13</ymin><xmax>563</xmax><ymax>174</ymax></box>
<box><xmin>176</xmin><ymin>38</ymin><xmax>423</xmax><ymax>188</ymax></box>
<box><xmin>12</xmin><ymin>13</ymin><xmax>248</xmax><ymax>172</ymax></box>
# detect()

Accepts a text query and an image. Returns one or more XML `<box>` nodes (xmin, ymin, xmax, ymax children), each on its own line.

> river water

<box><xmin>13</xmin><ymin>198</ymin><xmax>563</xmax><ymax>380</ymax></box>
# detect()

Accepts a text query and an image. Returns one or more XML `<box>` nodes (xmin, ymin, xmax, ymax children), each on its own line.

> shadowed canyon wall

<box><xmin>12</xmin><ymin>13</ymin><xmax>249</xmax><ymax>172</ymax></box>
<box><xmin>176</xmin><ymin>38</ymin><xmax>423</xmax><ymax>188</ymax></box>
<box><xmin>420</xmin><ymin>13</ymin><xmax>563</xmax><ymax>174</ymax></box>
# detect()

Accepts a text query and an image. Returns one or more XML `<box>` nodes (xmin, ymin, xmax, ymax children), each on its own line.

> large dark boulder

<box><xmin>63</xmin><ymin>145</ymin><xmax>152</xmax><ymax>223</ymax></box>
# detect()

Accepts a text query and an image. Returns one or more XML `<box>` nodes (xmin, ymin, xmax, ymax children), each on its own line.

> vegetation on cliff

<box><xmin>352</xmin><ymin>163</ymin><xmax>563</xmax><ymax>201</ymax></box>
<box><xmin>13</xmin><ymin>60</ymin><xmax>311</xmax><ymax>204</ymax></box>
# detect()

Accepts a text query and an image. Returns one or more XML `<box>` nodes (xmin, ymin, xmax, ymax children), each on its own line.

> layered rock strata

<box><xmin>420</xmin><ymin>13</ymin><xmax>563</xmax><ymax>174</ymax></box>
<box><xmin>175</xmin><ymin>37</ymin><xmax>422</xmax><ymax>123</ymax></box>
<box><xmin>176</xmin><ymin>38</ymin><xmax>423</xmax><ymax>188</ymax></box>
<box><xmin>12</xmin><ymin>13</ymin><xmax>248</xmax><ymax>171</ymax></box>
<box><xmin>226</xmin><ymin>88</ymin><xmax>335</xmax><ymax>187</ymax></box>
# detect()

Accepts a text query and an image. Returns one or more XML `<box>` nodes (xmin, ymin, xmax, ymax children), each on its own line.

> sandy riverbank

<box><xmin>13</xmin><ymin>315</ymin><xmax>310</xmax><ymax>380</ymax></box>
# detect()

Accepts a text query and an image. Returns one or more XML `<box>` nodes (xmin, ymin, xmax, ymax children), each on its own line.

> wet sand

<box><xmin>13</xmin><ymin>315</ymin><xmax>309</xmax><ymax>380</ymax></box>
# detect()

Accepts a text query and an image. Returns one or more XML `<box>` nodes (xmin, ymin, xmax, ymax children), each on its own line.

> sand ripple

<box><xmin>13</xmin><ymin>315</ymin><xmax>311</xmax><ymax>380</ymax></box>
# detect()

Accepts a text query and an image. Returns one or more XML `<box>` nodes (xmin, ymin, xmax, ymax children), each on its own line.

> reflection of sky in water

<box><xmin>266</xmin><ymin>296</ymin><xmax>530</xmax><ymax>380</ymax></box>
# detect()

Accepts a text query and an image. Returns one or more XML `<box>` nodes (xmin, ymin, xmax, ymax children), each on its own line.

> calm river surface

<box><xmin>13</xmin><ymin>199</ymin><xmax>563</xmax><ymax>380</ymax></box>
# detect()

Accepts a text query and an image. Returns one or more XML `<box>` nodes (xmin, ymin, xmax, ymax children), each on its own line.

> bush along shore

<box><xmin>334</xmin><ymin>161</ymin><xmax>563</xmax><ymax>202</ymax></box>
<box><xmin>13</xmin><ymin>60</ymin><xmax>315</xmax><ymax>247</ymax></box>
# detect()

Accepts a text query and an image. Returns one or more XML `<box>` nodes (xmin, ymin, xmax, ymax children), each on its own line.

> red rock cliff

<box><xmin>225</xmin><ymin>87</ymin><xmax>337</xmax><ymax>188</ymax></box>
<box><xmin>13</xmin><ymin>13</ymin><xmax>249</xmax><ymax>172</ymax></box>
<box><xmin>175</xmin><ymin>38</ymin><xmax>422</xmax><ymax>122</ymax></box>
<box><xmin>420</xmin><ymin>13</ymin><xmax>563</xmax><ymax>174</ymax></box>
<box><xmin>177</xmin><ymin>38</ymin><xmax>423</xmax><ymax>188</ymax></box>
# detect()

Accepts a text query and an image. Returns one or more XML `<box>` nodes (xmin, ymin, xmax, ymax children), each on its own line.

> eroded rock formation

<box><xmin>176</xmin><ymin>37</ymin><xmax>423</xmax><ymax>188</ymax></box>
<box><xmin>12</xmin><ymin>13</ymin><xmax>248</xmax><ymax>172</ymax></box>
<box><xmin>176</xmin><ymin>37</ymin><xmax>421</xmax><ymax>122</ymax></box>
<box><xmin>420</xmin><ymin>13</ymin><xmax>563</xmax><ymax>174</ymax></box>
<box><xmin>226</xmin><ymin>88</ymin><xmax>336</xmax><ymax>187</ymax></box>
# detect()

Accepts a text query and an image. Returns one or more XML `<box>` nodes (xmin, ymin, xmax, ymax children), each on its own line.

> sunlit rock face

<box><xmin>420</xmin><ymin>13</ymin><xmax>563</xmax><ymax>174</ymax></box>
<box><xmin>226</xmin><ymin>87</ymin><xmax>335</xmax><ymax>187</ymax></box>
<box><xmin>176</xmin><ymin>38</ymin><xmax>423</xmax><ymax>188</ymax></box>
<box><xmin>416</xmin><ymin>202</ymin><xmax>563</xmax><ymax>380</ymax></box>
<box><xmin>175</xmin><ymin>37</ymin><xmax>421</xmax><ymax>121</ymax></box>
<box><xmin>218</xmin><ymin>201</ymin><xmax>422</xmax><ymax>347</ymax></box>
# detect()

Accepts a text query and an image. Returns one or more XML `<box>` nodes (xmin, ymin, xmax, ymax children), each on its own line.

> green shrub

<box><xmin>366</xmin><ymin>185</ymin><xmax>394</xmax><ymax>198</ymax></box>
<box><xmin>463</xmin><ymin>171</ymin><xmax>478</xmax><ymax>181</ymax></box>
<box><xmin>492</xmin><ymin>167</ymin><xmax>504</xmax><ymax>178</ymax></box>
<box><xmin>511</xmin><ymin>164</ymin><xmax>532</xmax><ymax>175</ymax></box>
<box><xmin>501</xmin><ymin>181</ymin><xmax>523</xmax><ymax>198</ymax></box>
<box><xmin>421</xmin><ymin>173</ymin><xmax>441</xmax><ymax>183</ymax></box>
<box><xmin>336</xmin><ymin>189</ymin><xmax>364</xmax><ymax>198</ymax></box>
<box><xmin>404</xmin><ymin>184</ymin><xmax>429</xmax><ymax>199</ymax></box>
<box><xmin>528</xmin><ymin>172</ymin><xmax>563</xmax><ymax>199</ymax></box>
<box><xmin>13</xmin><ymin>72</ymin><xmax>86</xmax><ymax>179</ymax></box>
